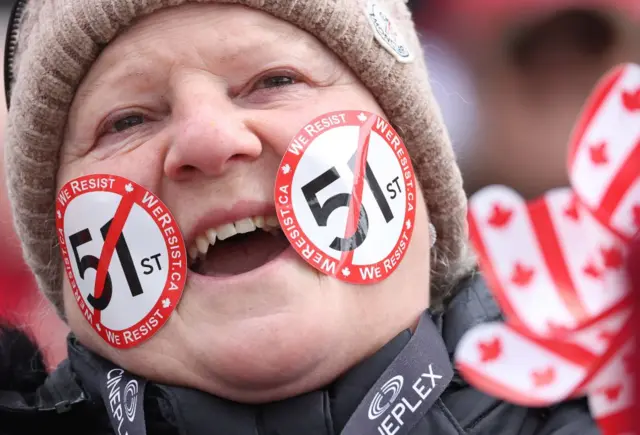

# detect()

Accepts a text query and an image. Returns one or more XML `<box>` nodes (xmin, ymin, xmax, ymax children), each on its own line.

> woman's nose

<box><xmin>164</xmin><ymin>80</ymin><xmax>262</xmax><ymax>180</ymax></box>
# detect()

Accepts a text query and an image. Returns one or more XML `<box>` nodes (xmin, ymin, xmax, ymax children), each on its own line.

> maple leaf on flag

<box><xmin>511</xmin><ymin>262</ymin><xmax>535</xmax><ymax>287</ymax></box>
<box><xmin>531</xmin><ymin>367</ymin><xmax>556</xmax><ymax>388</ymax></box>
<box><xmin>564</xmin><ymin>200</ymin><xmax>580</xmax><ymax>221</ymax></box>
<box><xmin>601</xmin><ymin>246</ymin><xmax>624</xmax><ymax>269</ymax></box>
<box><xmin>487</xmin><ymin>203</ymin><xmax>513</xmax><ymax>228</ymax></box>
<box><xmin>599</xmin><ymin>384</ymin><xmax>623</xmax><ymax>402</ymax></box>
<box><xmin>582</xmin><ymin>261</ymin><xmax>602</xmax><ymax>279</ymax></box>
<box><xmin>589</xmin><ymin>142</ymin><xmax>609</xmax><ymax>165</ymax></box>
<box><xmin>478</xmin><ymin>337</ymin><xmax>502</xmax><ymax>363</ymax></box>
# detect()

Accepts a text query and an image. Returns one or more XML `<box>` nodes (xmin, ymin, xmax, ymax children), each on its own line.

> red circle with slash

<box><xmin>274</xmin><ymin>110</ymin><xmax>418</xmax><ymax>284</ymax></box>
<box><xmin>56</xmin><ymin>175</ymin><xmax>186</xmax><ymax>349</ymax></box>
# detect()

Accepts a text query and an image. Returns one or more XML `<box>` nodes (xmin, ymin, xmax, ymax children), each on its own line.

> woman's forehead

<box><xmin>77</xmin><ymin>3</ymin><xmax>329</xmax><ymax>101</ymax></box>
<box><xmin>108</xmin><ymin>3</ymin><xmax>314</xmax><ymax>61</ymax></box>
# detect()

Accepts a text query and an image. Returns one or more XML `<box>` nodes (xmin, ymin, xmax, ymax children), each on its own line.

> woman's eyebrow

<box><xmin>74</xmin><ymin>48</ymin><xmax>155</xmax><ymax>107</ymax></box>
<box><xmin>75</xmin><ymin>71</ymin><xmax>151</xmax><ymax>108</ymax></box>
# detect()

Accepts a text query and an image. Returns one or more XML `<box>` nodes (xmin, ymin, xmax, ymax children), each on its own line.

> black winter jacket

<box><xmin>0</xmin><ymin>275</ymin><xmax>600</xmax><ymax>435</ymax></box>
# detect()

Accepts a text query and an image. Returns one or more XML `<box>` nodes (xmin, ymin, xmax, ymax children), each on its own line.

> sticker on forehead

<box><xmin>56</xmin><ymin>175</ymin><xmax>186</xmax><ymax>349</ymax></box>
<box><xmin>274</xmin><ymin>111</ymin><xmax>417</xmax><ymax>284</ymax></box>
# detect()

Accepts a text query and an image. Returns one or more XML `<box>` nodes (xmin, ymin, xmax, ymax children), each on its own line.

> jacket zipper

<box><xmin>4</xmin><ymin>0</ymin><xmax>29</xmax><ymax>109</ymax></box>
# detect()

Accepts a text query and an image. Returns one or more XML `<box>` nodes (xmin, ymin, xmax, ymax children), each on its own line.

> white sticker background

<box><xmin>290</xmin><ymin>125</ymin><xmax>407</xmax><ymax>264</ymax></box>
<box><xmin>64</xmin><ymin>192</ymin><xmax>169</xmax><ymax>331</ymax></box>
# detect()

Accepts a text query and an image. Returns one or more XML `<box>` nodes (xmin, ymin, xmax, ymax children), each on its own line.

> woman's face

<box><xmin>59</xmin><ymin>3</ymin><xmax>432</xmax><ymax>403</ymax></box>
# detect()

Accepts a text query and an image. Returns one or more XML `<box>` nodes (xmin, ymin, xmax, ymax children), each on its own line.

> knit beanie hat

<box><xmin>3</xmin><ymin>0</ymin><xmax>471</xmax><ymax>318</ymax></box>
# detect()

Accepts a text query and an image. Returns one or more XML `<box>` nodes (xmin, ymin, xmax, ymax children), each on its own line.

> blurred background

<box><xmin>411</xmin><ymin>0</ymin><xmax>640</xmax><ymax>199</ymax></box>
<box><xmin>0</xmin><ymin>0</ymin><xmax>69</xmax><ymax>369</ymax></box>
<box><xmin>0</xmin><ymin>0</ymin><xmax>638</xmax><ymax>370</ymax></box>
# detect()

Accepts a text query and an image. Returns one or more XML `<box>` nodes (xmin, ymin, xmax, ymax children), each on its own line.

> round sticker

<box><xmin>274</xmin><ymin>110</ymin><xmax>417</xmax><ymax>284</ymax></box>
<box><xmin>56</xmin><ymin>175</ymin><xmax>186</xmax><ymax>349</ymax></box>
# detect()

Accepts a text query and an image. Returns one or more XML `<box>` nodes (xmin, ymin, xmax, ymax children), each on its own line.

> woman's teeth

<box><xmin>188</xmin><ymin>215</ymin><xmax>281</xmax><ymax>260</ymax></box>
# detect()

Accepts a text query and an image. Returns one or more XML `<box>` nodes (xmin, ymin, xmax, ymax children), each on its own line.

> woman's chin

<box><xmin>177</xmin><ymin>313</ymin><xmax>351</xmax><ymax>402</ymax></box>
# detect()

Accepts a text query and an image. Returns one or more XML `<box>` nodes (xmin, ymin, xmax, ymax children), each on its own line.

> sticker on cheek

<box><xmin>56</xmin><ymin>175</ymin><xmax>187</xmax><ymax>349</ymax></box>
<box><xmin>274</xmin><ymin>110</ymin><xmax>418</xmax><ymax>284</ymax></box>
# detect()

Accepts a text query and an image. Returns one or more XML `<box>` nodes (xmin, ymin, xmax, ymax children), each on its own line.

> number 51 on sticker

<box><xmin>275</xmin><ymin>111</ymin><xmax>417</xmax><ymax>285</ymax></box>
<box><xmin>56</xmin><ymin>175</ymin><xmax>186</xmax><ymax>349</ymax></box>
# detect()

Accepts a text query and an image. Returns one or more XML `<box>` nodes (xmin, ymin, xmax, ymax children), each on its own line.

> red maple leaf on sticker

<box><xmin>599</xmin><ymin>384</ymin><xmax>623</xmax><ymax>402</ymax></box>
<box><xmin>589</xmin><ymin>142</ymin><xmax>609</xmax><ymax>165</ymax></box>
<box><xmin>531</xmin><ymin>367</ymin><xmax>556</xmax><ymax>387</ymax></box>
<box><xmin>511</xmin><ymin>263</ymin><xmax>535</xmax><ymax>287</ymax></box>
<box><xmin>583</xmin><ymin>261</ymin><xmax>602</xmax><ymax>279</ymax></box>
<box><xmin>487</xmin><ymin>203</ymin><xmax>513</xmax><ymax>228</ymax></box>
<box><xmin>564</xmin><ymin>198</ymin><xmax>580</xmax><ymax>221</ymax></box>
<box><xmin>622</xmin><ymin>88</ymin><xmax>640</xmax><ymax>111</ymax></box>
<box><xmin>633</xmin><ymin>205</ymin><xmax>640</xmax><ymax>229</ymax></box>
<box><xmin>478</xmin><ymin>337</ymin><xmax>502</xmax><ymax>363</ymax></box>
<box><xmin>601</xmin><ymin>246</ymin><xmax>624</xmax><ymax>269</ymax></box>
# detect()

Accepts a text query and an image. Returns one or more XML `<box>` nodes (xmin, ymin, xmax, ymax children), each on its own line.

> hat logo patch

<box><xmin>366</xmin><ymin>0</ymin><xmax>414</xmax><ymax>63</ymax></box>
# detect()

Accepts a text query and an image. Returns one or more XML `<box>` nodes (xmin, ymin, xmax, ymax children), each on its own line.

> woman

<box><xmin>0</xmin><ymin>1</ymin><xmax>598</xmax><ymax>434</ymax></box>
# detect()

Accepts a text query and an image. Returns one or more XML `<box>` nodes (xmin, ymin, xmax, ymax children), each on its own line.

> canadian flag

<box><xmin>456</xmin><ymin>63</ymin><xmax>639</xmax><ymax>435</ymax></box>
<box><xmin>568</xmin><ymin>64</ymin><xmax>640</xmax><ymax>241</ymax></box>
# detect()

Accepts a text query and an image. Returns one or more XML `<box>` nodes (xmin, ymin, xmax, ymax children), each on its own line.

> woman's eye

<box><xmin>256</xmin><ymin>75</ymin><xmax>297</xmax><ymax>90</ymax></box>
<box><xmin>110</xmin><ymin>114</ymin><xmax>145</xmax><ymax>133</ymax></box>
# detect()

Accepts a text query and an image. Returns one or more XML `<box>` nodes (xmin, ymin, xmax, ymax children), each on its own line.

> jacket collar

<box><xmin>2</xmin><ymin>274</ymin><xmax>496</xmax><ymax>434</ymax></box>
<box><xmin>66</xmin><ymin>319</ymin><xmax>416</xmax><ymax>435</ymax></box>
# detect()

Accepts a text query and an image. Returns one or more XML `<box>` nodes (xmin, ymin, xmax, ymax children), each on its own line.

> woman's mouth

<box><xmin>187</xmin><ymin>216</ymin><xmax>291</xmax><ymax>277</ymax></box>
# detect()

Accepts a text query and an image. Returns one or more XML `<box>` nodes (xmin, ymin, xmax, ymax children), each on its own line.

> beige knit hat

<box><xmin>3</xmin><ymin>0</ymin><xmax>471</xmax><ymax>318</ymax></box>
